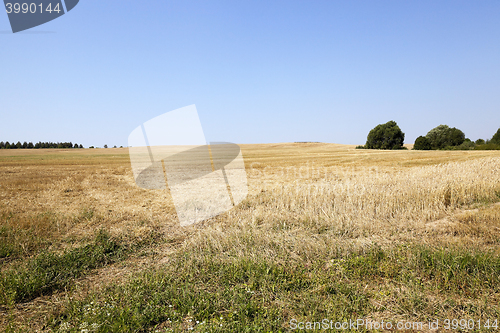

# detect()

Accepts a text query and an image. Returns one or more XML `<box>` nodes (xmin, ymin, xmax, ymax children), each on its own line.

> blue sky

<box><xmin>1</xmin><ymin>0</ymin><xmax>499</xmax><ymax>147</ymax></box>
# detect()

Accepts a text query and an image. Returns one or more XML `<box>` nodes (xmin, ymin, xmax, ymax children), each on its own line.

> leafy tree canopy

<box><xmin>425</xmin><ymin>125</ymin><xmax>465</xmax><ymax>149</ymax></box>
<box><xmin>364</xmin><ymin>120</ymin><xmax>405</xmax><ymax>150</ymax></box>
<box><xmin>491</xmin><ymin>128</ymin><xmax>500</xmax><ymax>144</ymax></box>
<box><xmin>413</xmin><ymin>136</ymin><xmax>431</xmax><ymax>150</ymax></box>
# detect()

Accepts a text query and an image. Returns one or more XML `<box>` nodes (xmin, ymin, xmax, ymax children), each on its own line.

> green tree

<box><xmin>413</xmin><ymin>136</ymin><xmax>431</xmax><ymax>150</ymax></box>
<box><xmin>425</xmin><ymin>125</ymin><xmax>465</xmax><ymax>149</ymax></box>
<box><xmin>364</xmin><ymin>120</ymin><xmax>405</xmax><ymax>149</ymax></box>
<box><xmin>491</xmin><ymin>128</ymin><xmax>500</xmax><ymax>144</ymax></box>
<box><xmin>475</xmin><ymin>139</ymin><xmax>485</xmax><ymax>145</ymax></box>
<box><xmin>455</xmin><ymin>140</ymin><xmax>476</xmax><ymax>150</ymax></box>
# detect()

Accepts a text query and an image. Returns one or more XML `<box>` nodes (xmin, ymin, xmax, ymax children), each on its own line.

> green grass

<box><xmin>0</xmin><ymin>230</ymin><xmax>125</xmax><ymax>305</ymax></box>
<box><xmin>48</xmin><ymin>256</ymin><xmax>370</xmax><ymax>332</ymax></box>
<box><xmin>47</xmin><ymin>245</ymin><xmax>500</xmax><ymax>332</ymax></box>
<box><xmin>0</xmin><ymin>225</ymin><xmax>18</xmax><ymax>260</ymax></box>
<box><xmin>0</xmin><ymin>211</ymin><xmax>63</xmax><ymax>262</ymax></box>
<box><xmin>415</xmin><ymin>247</ymin><xmax>500</xmax><ymax>294</ymax></box>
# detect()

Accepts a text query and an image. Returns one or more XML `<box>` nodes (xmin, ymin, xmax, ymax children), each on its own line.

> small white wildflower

<box><xmin>58</xmin><ymin>322</ymin><xmax>71</xmax><ymax>331</ymax></box>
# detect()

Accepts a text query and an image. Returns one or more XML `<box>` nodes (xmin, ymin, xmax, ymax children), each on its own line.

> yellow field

<box><xmin>1</xmin><ymin>144</ymin><xmax>500</xmax><ymax>331</ymax></box>
<box><xmin>2</xmin><ymin>144</ymin><xmax>499</xmax><ymax>248</ymax></box>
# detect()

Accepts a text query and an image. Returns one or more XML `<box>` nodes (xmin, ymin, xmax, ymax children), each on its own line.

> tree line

<box><xmin>414</xmin><ymin>125</ymin><xmax>500</xmax><ymax>150</ymax></box>
<box><xmin>0</xmin><ymin>141</ymin><xmax>83</xmax><ymax>149</ymax></box>
<box><xmin>357</xmin><ymin>121</ymin><xmax>500</xmax><ymax>150</ymax></box>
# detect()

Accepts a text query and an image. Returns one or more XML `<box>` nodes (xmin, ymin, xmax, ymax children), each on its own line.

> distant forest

<box><xmin>0</xmin><ymin>141</ymin><xmax>83</xmax><ymax>149</ymax></box>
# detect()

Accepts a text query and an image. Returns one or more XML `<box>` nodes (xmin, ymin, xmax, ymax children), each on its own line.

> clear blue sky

<box><xmin>1</xmin><ymin>0</ymin><xmax>499</xmax><ymax>147</ymax></box>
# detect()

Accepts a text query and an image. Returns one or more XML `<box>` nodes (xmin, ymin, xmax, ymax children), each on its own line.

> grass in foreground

<box><xmin>46</xmin><ymin>244</ymin><xmax>500</xmax><ymax>332</ymax></box>
<box><xmin>0</xmin><ymin>230</ymin><xmax>125</xmax><ymax>305</ymax></box>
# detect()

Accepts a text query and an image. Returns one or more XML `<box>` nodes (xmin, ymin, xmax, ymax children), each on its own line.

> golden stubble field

<box><xmin>2</xmin><ymin>144</ymin><xmax>499</xmax><ymax>250</ymax></box>
<box><xmin>1</xmin><ymin>143</ymin><xmax>500</xmax><ymax>331</ymax></box>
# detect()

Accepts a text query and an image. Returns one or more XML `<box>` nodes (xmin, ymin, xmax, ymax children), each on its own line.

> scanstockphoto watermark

<box><xmin>248</xmin><ymin>162</ymin><xmax>384</xmax><ymax>180</ymax></box>
<box><xmin>289</xmin><ymin>318</ymin><xmax>499</xmax><ymax>331</ymax></box>
<box><xmin>128</xmin><ymin>105</ymin><xmax>248</xmax><ymax>227</ymax></box>
<box><xmin>249</xmin><ymin>161</ymin><xmax>338</xmax><ymax>181</ymax></box>
<box><xmin>248</xmin><ymin>161</ymin><xmax>386</xmax><ymax>192</ymax></box>
<box><xmin>3</xmin><ymin>0</ymin><xmax>79</xmax><ymax>33</ymax></box>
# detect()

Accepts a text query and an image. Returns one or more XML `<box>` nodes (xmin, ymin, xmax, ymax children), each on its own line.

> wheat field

<box><xmin>1</xmin><ymin>144</ymin><xmax>500</xmax><ymax>332</ymax></box>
